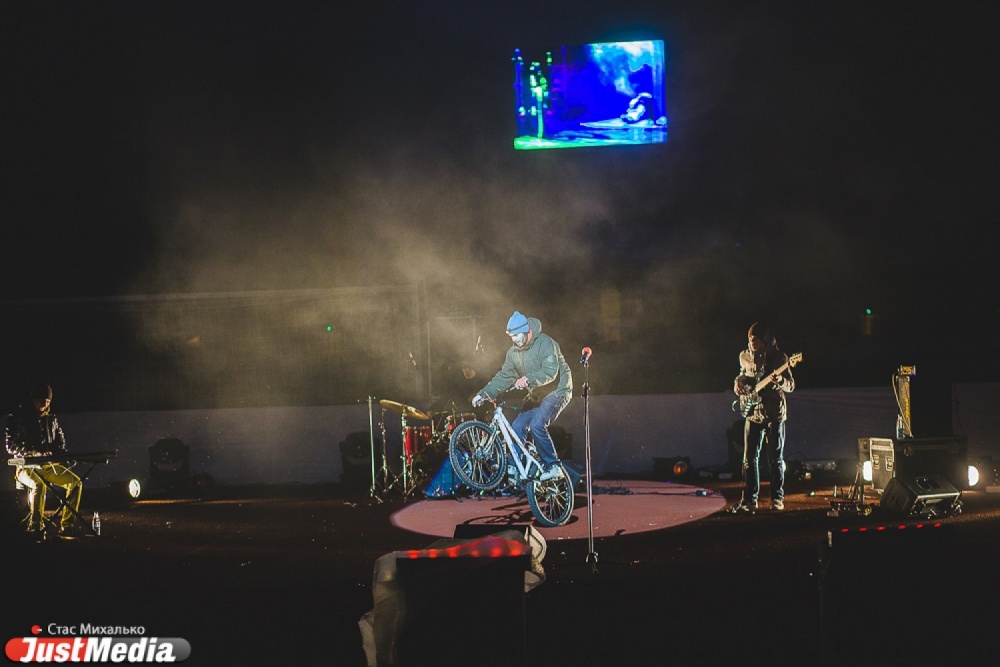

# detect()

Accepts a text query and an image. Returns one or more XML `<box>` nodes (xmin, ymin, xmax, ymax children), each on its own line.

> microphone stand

<box><xmin>368</xmin><ymin>396</ymin><xmax>379</xmax><ymax>502</ymax></box>
<box><xmin>581</xmin><ymin>352</ymin><xmax>598</xmax><ymax>572</ymax></box>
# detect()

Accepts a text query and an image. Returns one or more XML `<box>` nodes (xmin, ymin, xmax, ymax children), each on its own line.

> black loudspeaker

<box><xmin>339</xmin><ymin>432</ymin><xmax>380</xmax><ymax>491</ymax></box>
<box><xmin>908</xmin><ymin>368</ymin><xmax>953</xmax><ymax>437</ymax></box>
<box><xmin>880</xmin><ymin>474</ymin><xmax>961</xmax><ymax>518</ymax></box>
<box><xmin>819</xmin><ymin>523</ymin><xmax>967</xmax><ymax>663</ymax></box>
<box><xmin>390</xmin><ymin>554</ymin><xmax>528</xmax><ymax>666</ymax></box>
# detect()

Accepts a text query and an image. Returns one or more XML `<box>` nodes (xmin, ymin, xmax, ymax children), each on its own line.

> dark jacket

<box><xmin>480</xmin><ymin>317</ymin><xmax>572</xmax><ymax>402</ymax></box>
<box><xmin>734</xmin><ymin>340</ymin><xmax>796</xmax><ymax>424</ymax></box>
<box><xmin>5</xmin><ymin>403</ymin><xmax>67</xmax><ymax>457</ymax></box>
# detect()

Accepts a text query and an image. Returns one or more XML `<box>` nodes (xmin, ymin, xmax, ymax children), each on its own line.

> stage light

<box><xmin>862</xmin><ymin>460</ymin><xmax>873</xmax><ymax>482</ymax></box>
<box><xmin>653</xmin><ymin>456</ymin><xmax>692</xmax><ymax>480</ymax></box>
<box><xmin>967</xmin><ymin>455</ymin><xmax>995</xmax><ymax>489</ymax></box>
<box><xmin>105</xmin><ymin>478</ymin><xmax>141</xmax><ymax>507</ymax></box>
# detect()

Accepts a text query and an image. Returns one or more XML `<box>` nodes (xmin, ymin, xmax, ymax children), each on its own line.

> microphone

<box><xmin>580</xmin><ymin>347</ymin><xmax>592</xmax><ymax>365</ymax></box>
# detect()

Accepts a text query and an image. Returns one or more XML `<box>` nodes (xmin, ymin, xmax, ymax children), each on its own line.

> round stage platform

<box><xmin>391</xmin><ymin>479</ymin><xmax>727</xmax><ymax>541</ymax></box>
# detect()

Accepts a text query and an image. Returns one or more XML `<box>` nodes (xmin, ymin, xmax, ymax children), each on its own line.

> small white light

<box><xmin>862</xmin><ymin>460</ymin><xmax>873</xmax><ymax>482</ymax></box>
<box><xmin>128</xmin><ymin>478</ymin><xmax>142</xmax><ymax>499</ymax></box>
<box><xmin>968</xmin><ymin>465</ymin><xmax>980</xmax><ymax>488</ymax></box>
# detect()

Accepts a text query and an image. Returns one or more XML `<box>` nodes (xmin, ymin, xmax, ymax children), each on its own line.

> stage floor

<box><xmin>391</xmin><ymin>479</ymin><xmax>727</xmax><ymax>540</ymax></box>
<box><xmin>3</xmin><ymin>476</ymin><xmax>999</xmax><ymax>666</ymax></box>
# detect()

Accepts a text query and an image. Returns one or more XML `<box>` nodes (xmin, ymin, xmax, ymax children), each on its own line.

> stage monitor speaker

<box><xmin>880</xmin><ymin>474</ymin><xmax>961</xmax><ymax>518</ymax></box>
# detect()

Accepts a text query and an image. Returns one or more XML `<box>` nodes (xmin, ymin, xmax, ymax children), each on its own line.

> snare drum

<box><xmin>404</xmin><ymin>425</ymin><xmax>432</xmax><ymax>461</ymax></box>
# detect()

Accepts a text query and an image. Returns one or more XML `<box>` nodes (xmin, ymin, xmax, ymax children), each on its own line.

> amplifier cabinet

<box><xmin>869</xmin><ymin>438</ymin><xmax>895</xmax><ymax>492</ymax></box>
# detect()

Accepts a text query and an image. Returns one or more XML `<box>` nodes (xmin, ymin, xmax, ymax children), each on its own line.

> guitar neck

<box><xmin>754</xmin><ymin>361</ymin><xmax>790</xmax><ymax>393</ymax></box>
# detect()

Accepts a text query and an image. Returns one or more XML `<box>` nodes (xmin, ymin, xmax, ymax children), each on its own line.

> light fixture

<box><xmin>966</xmin><ymin>455</ymin><xmax>994</xmax><ymax>489</ymax></box>
<box><xmin>106</xmin><ymin>478</ymin><xmax>142</xmax><ymax>506</ymax></box>
<box><xmin>653</xmin><ymin>456</ymin><xmax>691</xmax><ymax>480</ymax></box>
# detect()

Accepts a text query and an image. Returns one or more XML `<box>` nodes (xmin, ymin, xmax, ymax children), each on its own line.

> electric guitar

<box><xmin>732</xmin><ymin>352</ymin><xmax>803</xmax><ymax>417</ymax></box>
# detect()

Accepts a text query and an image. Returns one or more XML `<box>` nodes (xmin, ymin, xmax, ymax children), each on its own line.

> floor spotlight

<box><xmin>654</xmin><ymin>456</ymin><xmax>692</xmax><ymax>480</ymax></box>
<box><xmin>106</xmin><ymin>478</ymin><xmax>142</xmax><ymax>507</ymax></box>
<box><xmin>967</xmin><ymin>455</ymin><xmax>995</xmax><ymax>489</ymax></box>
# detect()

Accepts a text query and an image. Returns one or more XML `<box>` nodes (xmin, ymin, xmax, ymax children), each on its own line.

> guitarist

<box><xmin>730</xmin><ymin>322</ymin><xmax>796</xmax><ymax>514</ymax></box>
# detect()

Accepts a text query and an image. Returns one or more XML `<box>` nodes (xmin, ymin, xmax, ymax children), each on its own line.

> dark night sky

<box><xmin>3</xmin><ymin>0</ymin><xmax>998</xmax><ymax>393</ymax></box>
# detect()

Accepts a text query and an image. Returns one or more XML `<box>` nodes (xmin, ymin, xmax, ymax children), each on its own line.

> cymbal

<box><xmin>379</xmin><ymin>399</ymin><xmax>429</xmax><ymax>421</ymax></box>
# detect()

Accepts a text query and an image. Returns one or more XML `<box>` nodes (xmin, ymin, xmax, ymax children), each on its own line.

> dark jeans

<box><xmin>512</xmin><ymin>393</ymin><xmax>570</xmax><ymax>467</ymax></box>
<box><xmin>741</xmin><ymin>419</ymin><xmax>786</xmax><ymax>505</ymax></box>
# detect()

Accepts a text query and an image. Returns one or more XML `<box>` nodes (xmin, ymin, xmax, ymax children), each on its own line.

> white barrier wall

<box><xmin>4</xmin><ymin>384</ymin><xmax>997</xmax><ymax>490</ymax></box>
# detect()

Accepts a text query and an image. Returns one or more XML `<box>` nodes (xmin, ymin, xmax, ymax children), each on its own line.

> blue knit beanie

<box><xmin>506</xmin><ymin>311</ymin><xmax>529</xmax><ymax>335</ymax></box>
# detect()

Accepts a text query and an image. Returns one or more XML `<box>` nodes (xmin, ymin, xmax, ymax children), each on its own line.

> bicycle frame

<box><xmin>487</xmin><ymin>403</ymin><xmax>542</xmax><ymax>483</ymax></box>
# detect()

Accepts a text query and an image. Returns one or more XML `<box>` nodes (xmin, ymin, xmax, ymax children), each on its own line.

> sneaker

<box><xmin>729</xmin><ymin>502</ymin><xmax>757</xmax><ymax>514</ymax></box>
<box><xmin>772</xmin><ymin>499</ymin><xmax>784</xmax><ymax>511</ymax></box>
<box><xmin>538</xmin><ymin>464</ymin><xmax>564</xmax><ymax>482</ymax></box>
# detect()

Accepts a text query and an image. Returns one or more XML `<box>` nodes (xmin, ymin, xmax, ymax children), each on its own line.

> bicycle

<box><xmin>448</xmin><ymin>394</ymin><xmax>575</xmax><ymax>527</ymax></box>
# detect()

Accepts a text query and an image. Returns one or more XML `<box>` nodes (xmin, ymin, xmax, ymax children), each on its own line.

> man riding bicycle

<box><xmin>473</xmin><ymin>311</ymin><xmax>572</xmax><ymax>481</ymax></box>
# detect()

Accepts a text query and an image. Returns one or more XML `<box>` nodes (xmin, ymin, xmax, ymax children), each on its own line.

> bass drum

<box><xmin>403</xmin><ymin>425</ymin><xmax>431</xmax><ymax>462</ymax></box>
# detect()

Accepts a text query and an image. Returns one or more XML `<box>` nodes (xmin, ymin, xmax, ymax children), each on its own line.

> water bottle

<box><xmin>91</xmin><ymin>511</ymin><xmax>101</xmax><ymax>536</ymax></box>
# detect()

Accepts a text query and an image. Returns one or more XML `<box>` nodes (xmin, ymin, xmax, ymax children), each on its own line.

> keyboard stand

<box><xmin>9</xmin><ymin>451</ymin><xmax>118</xmax><ymax>537</ymax></box>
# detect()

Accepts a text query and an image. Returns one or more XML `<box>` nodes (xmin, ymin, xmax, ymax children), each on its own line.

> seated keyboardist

<box><xmin>5</xmin><ymin>384</ymin><xmax>82</xmax><ymax>538</ymax></box>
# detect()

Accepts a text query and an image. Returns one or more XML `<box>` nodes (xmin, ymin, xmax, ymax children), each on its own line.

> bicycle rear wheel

<box><xmin>449</xmin><ymin>420</ymin><xmax>505</xmax><ymax>490</ymax></box>
<box><xmin>527</xmin><ymin>465</ymin><xmax>575</xmax><ymax>527</ymax></box>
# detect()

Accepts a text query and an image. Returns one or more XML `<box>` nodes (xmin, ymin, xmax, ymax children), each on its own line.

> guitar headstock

<box><xmin>789</xmin><ymin>352</ymin><xmax>803</xmax><ymax>367</ymax></box>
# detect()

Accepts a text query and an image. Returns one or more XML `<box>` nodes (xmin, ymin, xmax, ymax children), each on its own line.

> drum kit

<box><xmin>370</xmin><ymin>397</ymin><xmax>477</xmax><ymax>500</ymax></box>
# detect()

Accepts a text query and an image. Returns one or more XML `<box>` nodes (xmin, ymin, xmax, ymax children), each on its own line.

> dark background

<box><xmin>3</xmin><ymin>1</ymin><xmax>996</xmax><ymax>410</ymax></box>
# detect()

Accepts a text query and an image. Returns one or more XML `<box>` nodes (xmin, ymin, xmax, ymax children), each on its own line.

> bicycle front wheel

<box><xmin>527</xmin><ymin>465</ymin><xmax>575</xmax><ymax>527</ymax></box>
<box><xmin>449</xmin><ymin>420</ymin><xmax>505</xmax><ymax>490</ymax></box>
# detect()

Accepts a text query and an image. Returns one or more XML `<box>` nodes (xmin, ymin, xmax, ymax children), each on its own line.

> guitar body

<box><xmin>735</xmin><ymin>392</ymin><xmax>761</xmax><ymax>418</ymax></box>
<box><xmin>731</xmin><ymin>352</ymin><xmax>803</xmax><ymax>417</ymax></box>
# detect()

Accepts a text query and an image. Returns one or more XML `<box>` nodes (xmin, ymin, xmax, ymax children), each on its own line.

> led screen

<box><xmin>513</xmin><ymin>39</ymin><xmax>667</xmax><ymax>150</ymax></box>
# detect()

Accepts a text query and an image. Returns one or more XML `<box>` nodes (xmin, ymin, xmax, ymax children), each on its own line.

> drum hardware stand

<box><xmin>370</xmin><ymin>404</ymin><xmax>400</xmax><ymax>502</ymax></box>
<box><xmin>399</xmin><ymin>415</ymin><xmax>420</xmax><ymax>499</ymax></box>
